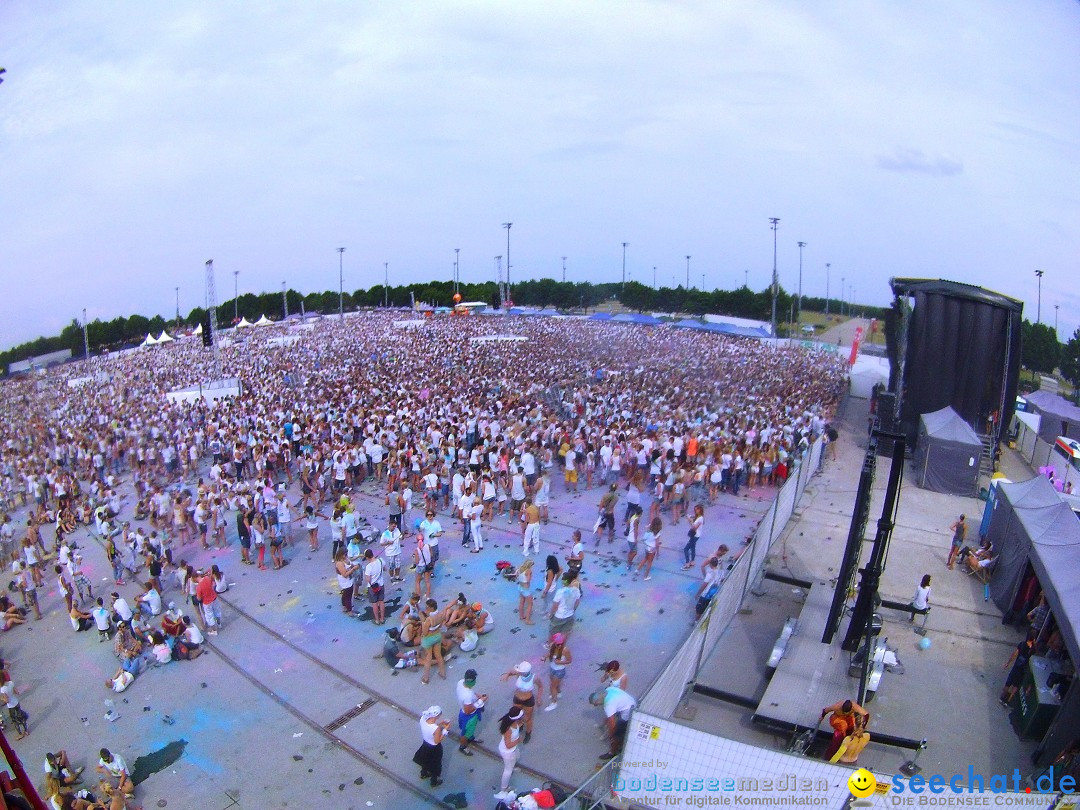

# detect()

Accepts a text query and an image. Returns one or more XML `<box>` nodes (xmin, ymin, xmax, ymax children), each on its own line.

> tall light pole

<box><xmin>621</xmin><ymin>242</ymin><xmax>629</xmax><ymax>289</ymax></box>
<box><xmin>841</xmin><ymin>275</ymin><xmax>846</xmax><ymax>317</ymax></box>
<box><xmin>1055</xmin><ymin>304</ymin><xmax>1060</xmax><ymax>339</ymax></box>
<box><xmin>82</xmin><ymin>308</ymin><xmax>89</xmax><ymax>359</ymax></box>
<box><xmin>337</xmin><ymin>247</ymin><xmax>346</xmax><ymax>317</ymax></box>
<box><xmin>454</xmin><ymin>248</ymin><xmax>460</xmax><ymax>293</ymax></box>
<box><xmin>796</xmin><ymin>241</ymin><xmax>806</xmax><ymax>324</ymax></box>
<box><xmin>653</xmin><ymin>266</ymin><xmax>657</xmax><ymax>289</ymax></box>
<box><xmin>282</xmin><ymin>282</ymin><xmax>288</xmax><ymax>320</ymax></box>
<box><xmin>769</xmin><ymin>217</ymin><xmax>780</xmax><ymax>338</ymax></box>
<box><xmin>1035</xmin><ymin>269</ymin><xmax>1044</xmax><ymax>323</ymax></box>
<box><xmin>384</xmin><ymin>262</ymin><xmax>389</xmax><ymax>308</ymax></box>
<box><xmin>686</xmin><ymin>255</ymin><xmax>691</xmax><ymax>289</ymax></box>
<box><xmin>174</xmin><ymin>287</ymin><xmax>180</xmax><ymax>329</ymax></box>
<box><xmin>561</xmin><ymin>256</ymin><xmax>567</xmax><ymax>283</ymax></box>
<box><xmin>744</xmin><ymin>269</ymin><xmax>749</xmax><ymax>289</ymax></box>
<box><xmin>233</xmin><ymin>270</ymin><xmax>239</xmax><ymax>322</ymax></box>
<box><xmin>502</xmin><ymin>222</ymin><xmax>512</xmax><ymax>297</ymax></box>
<box><xmin>825</xmin><ymin>263</ymin><xmax>831</xmax><ymax>317</ymax></box>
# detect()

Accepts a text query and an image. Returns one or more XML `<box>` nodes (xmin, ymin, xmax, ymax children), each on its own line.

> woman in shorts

<box><xmin>419</xmin><ymin>598</ymin><xmax>446</xmax><ymax>684</ymax></box>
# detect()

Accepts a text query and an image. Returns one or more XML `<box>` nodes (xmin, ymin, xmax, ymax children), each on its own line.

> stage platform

<box><xmin>751</xmin><ymin>581</ymin><xmax>924</xmax><ymax>749</ymax></box>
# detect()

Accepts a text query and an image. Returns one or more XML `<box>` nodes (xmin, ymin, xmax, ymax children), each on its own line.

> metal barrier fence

<box><xmin>558</xmin><ymin>439</ymin><xmax>826</xmax><ymax>808</ymax></box>
<box><xmin>656</xmin><ymin>439</ymin><xmax>822</xmax><ymax>717</ymax></box>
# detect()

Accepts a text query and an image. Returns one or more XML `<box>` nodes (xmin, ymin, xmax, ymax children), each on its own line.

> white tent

<box><xmin>156</xmin><ymin>331</ymin><xmax>175</xmax><ymax>343</ymax></box>
<box><xmin>193</xmin><ymin>322</ymin><xmax>203</xmax><ymax>335</ymax></box>
<box><xmin>235</xmin><ymin>317</ymin><xmax>254</xmax><ymax>329</ymax></box>
<box><xmin>848</xmin><ymin>355</ymin><xmax>889</xmax><ymax>398</ymax></box>
<box><xmin>254</xmin><ymin>314</ymin><xmax>274</xmax><ymax>326</ymax></box>
<box><xmin>141</xmin><ymin>333</ymin><xmax>158</xmax><ymax>347</ymax></box>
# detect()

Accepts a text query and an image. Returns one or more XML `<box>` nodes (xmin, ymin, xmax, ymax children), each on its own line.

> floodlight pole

<box><xmin>455</xmin><ymin>248</ymin><xmax>460</xmax><ymax>293</ymax></box>
<box><xmin>503</xmin><ymin>223</ymin><xmax>513</xmax><ymax>298</ymax></box>
<box><xmin>797</xmin><ymin>241</ymin><xmax>806</xmax><ymax>324</ymax></box>
<box><xmin>769</xmin><ymin>218</ymin><xmax>780</xmax><ymax>338</ymax></box>
<box><xmin>1035</xmin><ymin>269</ymin><xmax>1044</xmax><ymax>323</ymax></box>
<box><xmin>384</xmin><ymin>262</ymin><xmax>389</xmax><ymax>308</ymax></box>
<box><xmin>686</xmin><ymin>255</ymin><xmax>691</xmax><ymax>289</ymax></box>
<box><xmin>282</xmin><ymin>282</ymin><xmax>288</xmax><ymax>320</ymax></box>
<box><xmin>562</xmin><ymin>256</ymin><xmax>567</xmax><ymax>283</ymax></box>
<box><xmin>82</xmin><ymin>308</ymin><xmax>89</xmax><ymax>359</ymax></box>
<box><xmin>621</xmin><ymin>242</ymin><xmax>628</xmax><ymax>289</ymax></box>
<box><xmin>825</xmin><ymin>263</ymin><xmax>831</xmax><ymax>317</ymax></box>
<box><xmin>337</xmin><ymin>247</ymin><xmax>346</xmax><ymax>317</ymax></box>
<box><xmin>233</xmin><ymin>270</ymin><xmax>239</xmax><ymax>322</ymax></box>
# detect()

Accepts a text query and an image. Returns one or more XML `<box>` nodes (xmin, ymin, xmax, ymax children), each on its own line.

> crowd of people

<box><xmin>0</xmin><ymin>311</ymin><xmax>845</xmax><ymax>804</ymax></box>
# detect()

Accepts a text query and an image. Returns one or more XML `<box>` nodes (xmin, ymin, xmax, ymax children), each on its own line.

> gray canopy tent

<box><xmin>983</xmin><ymin>475</ymin><xmax>1080</xmax><ymax>766</ymax></box>
<box><xmin>1024</xmin><ymin>389</ymin><xmax>1080</xmax><ymax>442</ymax></box>
<box><xmin>913</xmin><ymin>406</ymin><xmax>982</xmax><ymax>496</ymax></box>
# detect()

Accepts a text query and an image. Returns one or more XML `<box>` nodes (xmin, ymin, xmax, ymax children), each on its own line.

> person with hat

<box><xmin>500</xmin><ymin>661</ymin><xmax>544</xmax><ymax>743</ymax></box>
<box><xmin>494</xmin><ymin>706</ymin><xmax>526</xmax><ymax>801</ymax></box>
<box><xmin>471</xmin><ymin>602</ymin><xmax>493</xmax><ymax>634</ymax></box>
<box><xmin>412</xmin><ymin>706</ymin><xmax>450</xmax><ymax>787</ymax></box>
<box><xmin>541</xmin><ymin>632</ymin><xmax>572</xmax><ymax>711</ymax></box>
<box><xmin>456</xmin><ymin>668</ymin><xmax>486</xmax><ymax>756</ymax></box>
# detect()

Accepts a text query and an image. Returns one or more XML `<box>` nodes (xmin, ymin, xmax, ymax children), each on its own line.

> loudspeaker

<box><xmin>201</xmin><ymin>313</ymin><xmax>213</xmax><ymax>347</ymax></box>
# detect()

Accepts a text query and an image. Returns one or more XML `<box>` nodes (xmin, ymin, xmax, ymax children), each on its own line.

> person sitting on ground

<box><xmin>69</xmin><ymin>603</ymin><xmax>94</xmax><ymax>632</ymax></box>
<box><xmin>444</xmin><ymin>593</ymin><xmax>470</xmax><ymax>631</ymax></box>
<box><xmin>135</xmin><ymin>582</ymin><xmax>162</xmax><ymax>618</ymax></box>
<box><xmin>471</xmin><ymin>602</ymin><xmax>494</xmax><ymax>634</ymax></box>
<box><xmin>1</xmin><ymin>604</ymin><xmax>26</xmax><ymax>632</ymax></box>
<box><xmin>95</xmin><ymin>749</ymin><xmax>133</xmax><ymax>801</ymax></box>
<box><xmin>44</xmin><ymin>750</ymin><xmax>83</xmax><ymax>787</ymax></box>
<box><xmin>149</xmin><ymin>631</ymin><xmax>173</xmax><ymax>666</ymax></box>
<box><xmin>43</xmin><ymin>772</ymin><xmax>96</xmax><ymax>810</ymax></box>
<box><xmin>160</xmin><ymin>602</ymin><xmax>184</xmax><ymax>638</ymax></box>
<box><xmin>176</xmin><ymin>616</ymin><xmax>204</xmax><ymax>660</ymax></box>
<box><xmin>381</xmin><ymin>627</ymin><xmax>419</xmax><ymax>669</ymax></box>
<box><xmin>458</xmin><ymin>618</ymin><xmax>479</xmax><ymax>652</ymax></box>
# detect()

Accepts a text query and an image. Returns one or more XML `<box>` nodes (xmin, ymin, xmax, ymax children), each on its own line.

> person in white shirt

<box><xmin>419</xmin><ymin>512</ymin><xmax>443</xmax><ymax>563</ymax></box>
<box><xmin>136</xmin><ymin>583</ymin><xmax>162</xmax><ymax>617</ymax></box>
<box><xmin>96</xmin><ymin>748</ymin><xmax>133</xmax><ymax>798</ymax></box>
<box><xmin>601</xmin><ymin>685</ymin><xmax>637</xmax><ymax>759</ymax></box>
<box><xmin>379</xmin><ymin>521</ymin><xmax>403</xmax><ymax>583</ymax></box>
<box><xmin>364</xmin><ymin>549</ymin><xmax>387</xmax><ymax>625</ymax></box>
<box><xmin>455</xmin><ymin>669</ymin><xmax>486</xmax><ymax>755</ymax></box>
<box><xmin>111</xmin><ymin>593</ymin><xmax>134</xmax><ymax>624</ymax></box>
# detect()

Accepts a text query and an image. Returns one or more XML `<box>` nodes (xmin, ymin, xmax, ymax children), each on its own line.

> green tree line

<box><xmin>0</xmin><ymin>278</ymin><xmax>889</xmax><ymax>371</ymax></box>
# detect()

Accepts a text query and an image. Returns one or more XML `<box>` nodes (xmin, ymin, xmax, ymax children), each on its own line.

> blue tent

<box><xmin>589</xmin><ymin>312</ymin><xmax>613</xmax><ymax>321</ymax></box>
<box><xmin>612</xmin><ymin>313</ymin><xmax>662</xmax><ymax>325</ymax></box>
<box><xmin>536</xmin><ymin>308</ymin><xmax>562</xmax><ymax>317</ymax></box>
<box><xmin>700</xmin><ymin>322</ymin><xmax>771</xmax><ymax>339</ymax></box>
<box><xmin>673</xmin><ymin>318</ymin><xmax>706</xmax><ymax>330</ymax></box>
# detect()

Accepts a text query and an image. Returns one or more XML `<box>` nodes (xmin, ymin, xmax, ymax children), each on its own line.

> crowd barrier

<box><xmin>558</xmin><ymin>438</ymin><xmax>825</xmax><ymax>808</ymax></box>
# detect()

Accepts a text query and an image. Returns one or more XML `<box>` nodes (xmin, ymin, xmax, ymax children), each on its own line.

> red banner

<box><xmin>848</xmin><ymin>326</ymin><xmax>864</xmax><ymax>365</ymax></box>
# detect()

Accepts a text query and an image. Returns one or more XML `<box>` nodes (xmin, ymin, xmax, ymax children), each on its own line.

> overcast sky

<box><xmin>1</xmin><ymin>1</ymin><xmax>1078</xmax><ymax>348</ymax></box>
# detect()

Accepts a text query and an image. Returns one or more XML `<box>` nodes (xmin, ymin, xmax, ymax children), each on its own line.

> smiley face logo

<box><xmin>848</xmin><ymin>768</ymin><xmax>877</xmax><ymax>798</ymax></box>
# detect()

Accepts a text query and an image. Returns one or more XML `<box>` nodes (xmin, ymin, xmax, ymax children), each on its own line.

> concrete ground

<box><xmin>3</xmin><ymin>456</ymin><xmax>770</xmax><ymax>808</ymax></box>
<box><xmin>689</xmin><ymin>396</ymin><xmax>1039</xmax><ymax>780</ymax></box>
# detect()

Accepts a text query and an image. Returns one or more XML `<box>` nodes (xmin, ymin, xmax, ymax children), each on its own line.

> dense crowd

<box><xmin>0</xmin><ymin>311</ymin><xmax>846</xmax><ymax>806</ymax></box>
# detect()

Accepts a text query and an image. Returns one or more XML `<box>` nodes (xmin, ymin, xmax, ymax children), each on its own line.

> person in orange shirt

<box><xmin>820</xmin><ymin>699</ymin><xmax>869</xmax><ymax>760</ymax></box>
